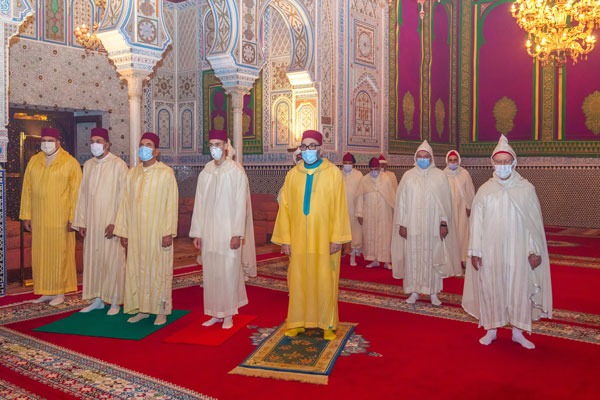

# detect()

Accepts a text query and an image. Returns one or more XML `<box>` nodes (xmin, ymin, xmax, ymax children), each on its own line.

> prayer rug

<box><xmin>163</xmin><ymin>314</ymin><xmax>257</xmax><ymax>346</ymax></box>
<box><xmin>0</xmin><ymin>327</ymin><xmax>213</xmax><ymax>399</ymax></box>
<box><xmin>229</xmin><ymin>322</ymin><xmax>356</xmax><ymax>384</ymax></box>
<box><xmin>0</xmin><ymin>377</ymin><xmax>44</xmax><ymax>399</ymax></box>
<box><xmin>33</xmin><ymin>308</ymin><xmax>190</xmax><ymax>340</ymax></box>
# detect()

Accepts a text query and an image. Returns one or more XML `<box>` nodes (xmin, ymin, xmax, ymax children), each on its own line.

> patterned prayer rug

<box><xmin>229</xmin><ymin>323</ymin><xmax>356</xmax><ymax>384</ymax></box>
<box><xmin>0</xmin><ymin>378</ymin><xmax>44</xmax><ymax>399</ymax></box>
<box><xmin>0</xmin><ymin>327</ymin><xmax>214</xmax><ymax>399</ymax></box>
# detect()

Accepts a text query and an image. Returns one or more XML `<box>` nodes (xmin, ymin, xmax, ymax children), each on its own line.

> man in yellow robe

<box><xmin>272</xmin><ymin>130</ymin><xmax>351</xmax><ymax>340</ymax></box>
<box><xmin>73</xmin><ymin>128</ymin><xmax>128</xmax><ymax>315</ymax></box>
<box><xmin>114</xmin><ymin>132</ymin><xmax>178</xmax><ymax>326</ymax></box>
<box><xmin>190</xmin><ymin>129</ymin><xmax>253</xmax><ymax>329</ymax></box>
<box><xmin>20</xmin><ymin>127</ymin><xmax>82</xmax><ymax>306</ymax></box>
<box><xmin>341</xmin><ymin>152</ymin><xmax>363</xmax><ymax>266</ymax></box>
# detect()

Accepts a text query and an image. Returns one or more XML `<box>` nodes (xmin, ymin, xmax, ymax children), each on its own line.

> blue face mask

<box><xmin>416</xmin><ymin>158</ymin><xmax>430</xmax><ymax>169</ymax></box>
<box><xmin>139</xmin><ymin>146</ymin><xmax>154</xmax><ymax>162</ymax></box>
<box><xmin>302</xmin><ymin>149</ymin><xmax>318</xmax><ymax>165</ymax></box>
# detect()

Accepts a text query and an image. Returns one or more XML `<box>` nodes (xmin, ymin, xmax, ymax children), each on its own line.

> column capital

<box><xmin>226</xmin><ymin>87</ymin><xmax>250</xmax><ymax>109</ymax></box>
<box><xmin>118</xmin><ymin>71</ymin><xmax>147</xmax><ymax>98</ymax></box>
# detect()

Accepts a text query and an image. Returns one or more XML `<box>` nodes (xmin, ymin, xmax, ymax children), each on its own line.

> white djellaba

<box><xmin>462</xmin><ymin>135</ymin><xmax>552</xmax><ymax>349</ymax></box>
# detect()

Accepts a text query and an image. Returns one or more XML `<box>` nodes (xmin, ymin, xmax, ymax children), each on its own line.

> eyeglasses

<box><xmin>299</xmin><ymin>143</ymin><xmax>319</xmax><ymax>151</ymax></box>
<box><xmin>209</xmin><ymin>142</ymin><xmax>225</xmax><ymax>148</ymax></box>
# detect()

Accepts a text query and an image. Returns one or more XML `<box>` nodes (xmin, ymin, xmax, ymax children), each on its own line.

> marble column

<box><xmin>227</xmin><ymin>87</ymin><xmax>249</xmax><ymax>164</ymax></box>
<box><xmin>121</xmin><ymin>72</ymin><xmax>145</xmax><ymax>166</ymax></box>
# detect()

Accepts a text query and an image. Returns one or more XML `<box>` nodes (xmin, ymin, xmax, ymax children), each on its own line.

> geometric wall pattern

<box><xmin>172</xmin><ymin>163</ymin><xmax>600</xmax><ymax>228</ymax></box>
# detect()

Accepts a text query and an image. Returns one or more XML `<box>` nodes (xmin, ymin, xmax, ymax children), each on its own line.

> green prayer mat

<box><xmin>34</xmin><ymin>308</ymin><xmax>190</xmax><ymax>340</ymax></box>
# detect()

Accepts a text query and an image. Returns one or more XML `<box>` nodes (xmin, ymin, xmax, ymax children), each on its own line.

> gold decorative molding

<box><xmin>402</xmin><ymin>91</ymin><xmax>415</xmax><ymax>135</ymax></box>
<box><xmin>541</xmin><ymin>64</ymin><xmax>555</xmax><ymax>141</ymax></box>
<box><xmin>435</xmin><ymin>98</ymin><xmax>445</xmax><ymax>137</ymax></box>
<box><xmin>582</xmin><ymin>90</ymin><xmax>600</xmax><ymax>135</ymax></box>
<box><xmin>492</xmin><ymin>96</ymin><xmax>517</xmax><ymax>135</ymax></box>
<box><xmin>458</xmin><ymin>0</ymin><xmax>473</xmax><ymax>145</ymax></box>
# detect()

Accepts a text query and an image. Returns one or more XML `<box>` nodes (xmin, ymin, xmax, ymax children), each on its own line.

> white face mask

<box><xmin>494</xmin><ymin>164</ymin><xmax>513</xmax><ymax>179</ymax></box>
<box><xmin>448</xmin><ymin>163</ymin><xmax>459</xmax><ymax>171</ymax></box>
<box><xmin>90</xmin><ymin>143</ymin><xmax>105</xmax><ymax>157</ymax></box>
<box><xmin>41</xmin><ymin>142</ymin><xmax>56</xmax><ymax>156</ymax></box>
<box><xmin>210</xmin><ymin>147</ymin><xmax>223</xmax><ymax>161</ymax></box>
<box><xmin>370</xmin><ymin>170</ymin><xmax>379</xmax><ymax>178</ymax></box>
<box><xmin>343</xmin><ymin>164</ymin><xmax>353</xmax><ymax>173</ymax></box>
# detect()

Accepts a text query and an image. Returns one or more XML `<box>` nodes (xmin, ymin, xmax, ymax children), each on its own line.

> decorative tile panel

<box><xmin>9</xmin><ymin>39</ymin><xmax>130</xmax><ymax>160</ymax></box>
<box><xmin>153</xmin><ymin>73</ymin><xmax>175</xmax><ymax>101</ymax></box>
<box><xmin>177</xmin><ymin>7</ymin><xmax>197</xmax><ymax>70</ymax></box>
<box><xmin>179</xmin><ymin>102</ymin><xmax>195</xmax><ymax>150</ymax></box>
<box><xmin>43</xmin><ymin>0</ymin><xmax>66</xmax><ymax>44</ymax></box>
<box><xmin>178</xmin><ymin>72</ymin><xmax>196</xmax><ymax>101</ymax></box>
<box><xmin>354</xmin><ymin>22</ymin><xmax>375</xmax><ymax>66</ymax></box>
<box><xmin>155</xmin><ymin>101</ymin><xmax>174</xmax><ymax>149</ymax></box>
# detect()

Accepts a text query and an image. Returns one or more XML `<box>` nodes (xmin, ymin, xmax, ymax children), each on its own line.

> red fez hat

<box><xmin>378</xmin><ymin>154</ymin><xmax>388</xmax><ymax>163</ymax></box>
<box><xmin>369</xmin><ymin>157</ymin><xmax>380</xmax><ymax>168</ymax></box>
<box><xmin>91</xmin><ymin>127</ymin><xmax>109</xmax><ymax>142</ymax></box>
<box><xmin>141</xmin><ymin>132</ymin><xmax>160</xmax><ymax>148</ymax></box>
<box><xmin>41</xmin><ymin>127</ymin><xmax>60</xmax><ymax>139</ymax></box>
<box><xmin>301</xmin><ymin>130</ymin><xmax>323</xmax><ymax>145</ymax></box>
<box><xmin>448</xmin><ymin>150</ymin><xmax>459</xmax><ymax>158</ymax></box>
<box><xmin>343</xmin><ymin>152</ymin><xmax>356</xmax><ymax>163</ymax></box>
<box><xmin>209</xmin><ymin>129</ymin><xmax>228</xmax><ymax>141</ymax></box>
<box><xmin>493</xmin><ymin>150</ymin><xmax>513</xmax><ymax>157</ymax></box>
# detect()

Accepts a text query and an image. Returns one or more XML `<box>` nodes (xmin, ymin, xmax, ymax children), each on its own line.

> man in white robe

<box><xmin>114</xmin><ymin>132</ymin><xmax>179</xmax><ymax>326</ymax></box>
<box><xmin>73</xmin><ymin>128</ymin><xmax>128</xmax><ymax>315</ymax></box>
<box><xmin>190</xmin><ymin>129</ymin><xmax>252</xmax><ymax>329</ymax></box>
<box><xmin>462</xmin><ymin>135</ymin><xmax>552</xmax><ymax>349</ymax></box>
<box><xmin>443</xmin><ymin>150</ymin><xmax>476</xmax><ymax>270</ymax></box>
<box><xmin>378</xmin><ymin>154</ymin><xmax>398</xmax><ymax>190</ymax></box>
<box><xmin>392</xmin><ymin>141</ymin><xmax>460</xmax><ymax>305</ymax></box>
<box><xmin>341</xmin><ymin>152</ymin><xmax>363</xmax><ymax>266</ymax></box>
<box><xmin>356</xmin><ymin>157</ymin><xmax>395</xmax><ymax>269</ymax></box>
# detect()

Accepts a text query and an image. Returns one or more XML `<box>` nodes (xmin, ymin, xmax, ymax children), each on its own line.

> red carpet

<box><xmin>163</xmin><ymin>313</ymin><xmax>256</xmax><ymax>346</ymax></box>
<box><xmin>4</xmin><ymin>281</ymin><xmax>600</xmax><ymax>400</ymax></box>
<box><xmin>340</xmin><ymin>254</ymin><xmax>399</xmax><ymax>286</ymax></box>
<box><xmin>545</xmin><ymin>233</ymin><xmax>600</xmax><ymax>257</ymax></box>
<box><xmin>340</xmin><ymin>249</ymin><xmax>600</xmax><ymax>315</ymax></box>
<box><xmin>2</xmin><ymin>242</ymin><xmax>599</xmax><ymax>399</ymax></box>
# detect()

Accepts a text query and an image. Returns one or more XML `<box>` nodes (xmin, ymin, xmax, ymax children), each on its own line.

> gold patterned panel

<box><xmin>493</xmin><ymin>97</ymin><xmax>517</xmax><ymax>135</ymax></box>
<box><xmin>582</xmin><ymin>91</ymin><xmax>600</xmax><ymax>135</ymax></box>
<box><xmin>541</xmin><ymin>63</ymin><xmax>556</xmax><ymax>141</ymax></box>
<box><xmin>402</xmin><ymin>91</ymin><xmax>415</xmax><ymax>135</ymax></box>
<box><xmin>213</xmin><ymin>115</ymin><xmax>225</xmax><ymax>130</ymax></box>
<box><xmin>435</xmin><ymin>98</ymin><xmax>445</xmax><ymax>138</ymax></box>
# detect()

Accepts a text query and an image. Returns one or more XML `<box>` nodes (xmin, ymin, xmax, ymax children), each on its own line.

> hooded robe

<box><xmin>462</xmin><ymin>135</ymin><xmax>552</xmax><ymax>332</ymax></box>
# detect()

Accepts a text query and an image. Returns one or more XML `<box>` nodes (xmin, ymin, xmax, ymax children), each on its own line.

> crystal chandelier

<box><xmin>74</xmin><ymin>0</ymin><xmax>107</xmax><ymax>52</ymax></box>
<box><xmin>511</xmin><ymin>0</ymin><xmax>600</xmax><ymax>66</ymax></box>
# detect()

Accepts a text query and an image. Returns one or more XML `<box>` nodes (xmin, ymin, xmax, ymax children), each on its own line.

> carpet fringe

<box><xmin>228</xmin><ymin>366</ymin><xmax>328</xmax><ymax>385</ymax></box>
